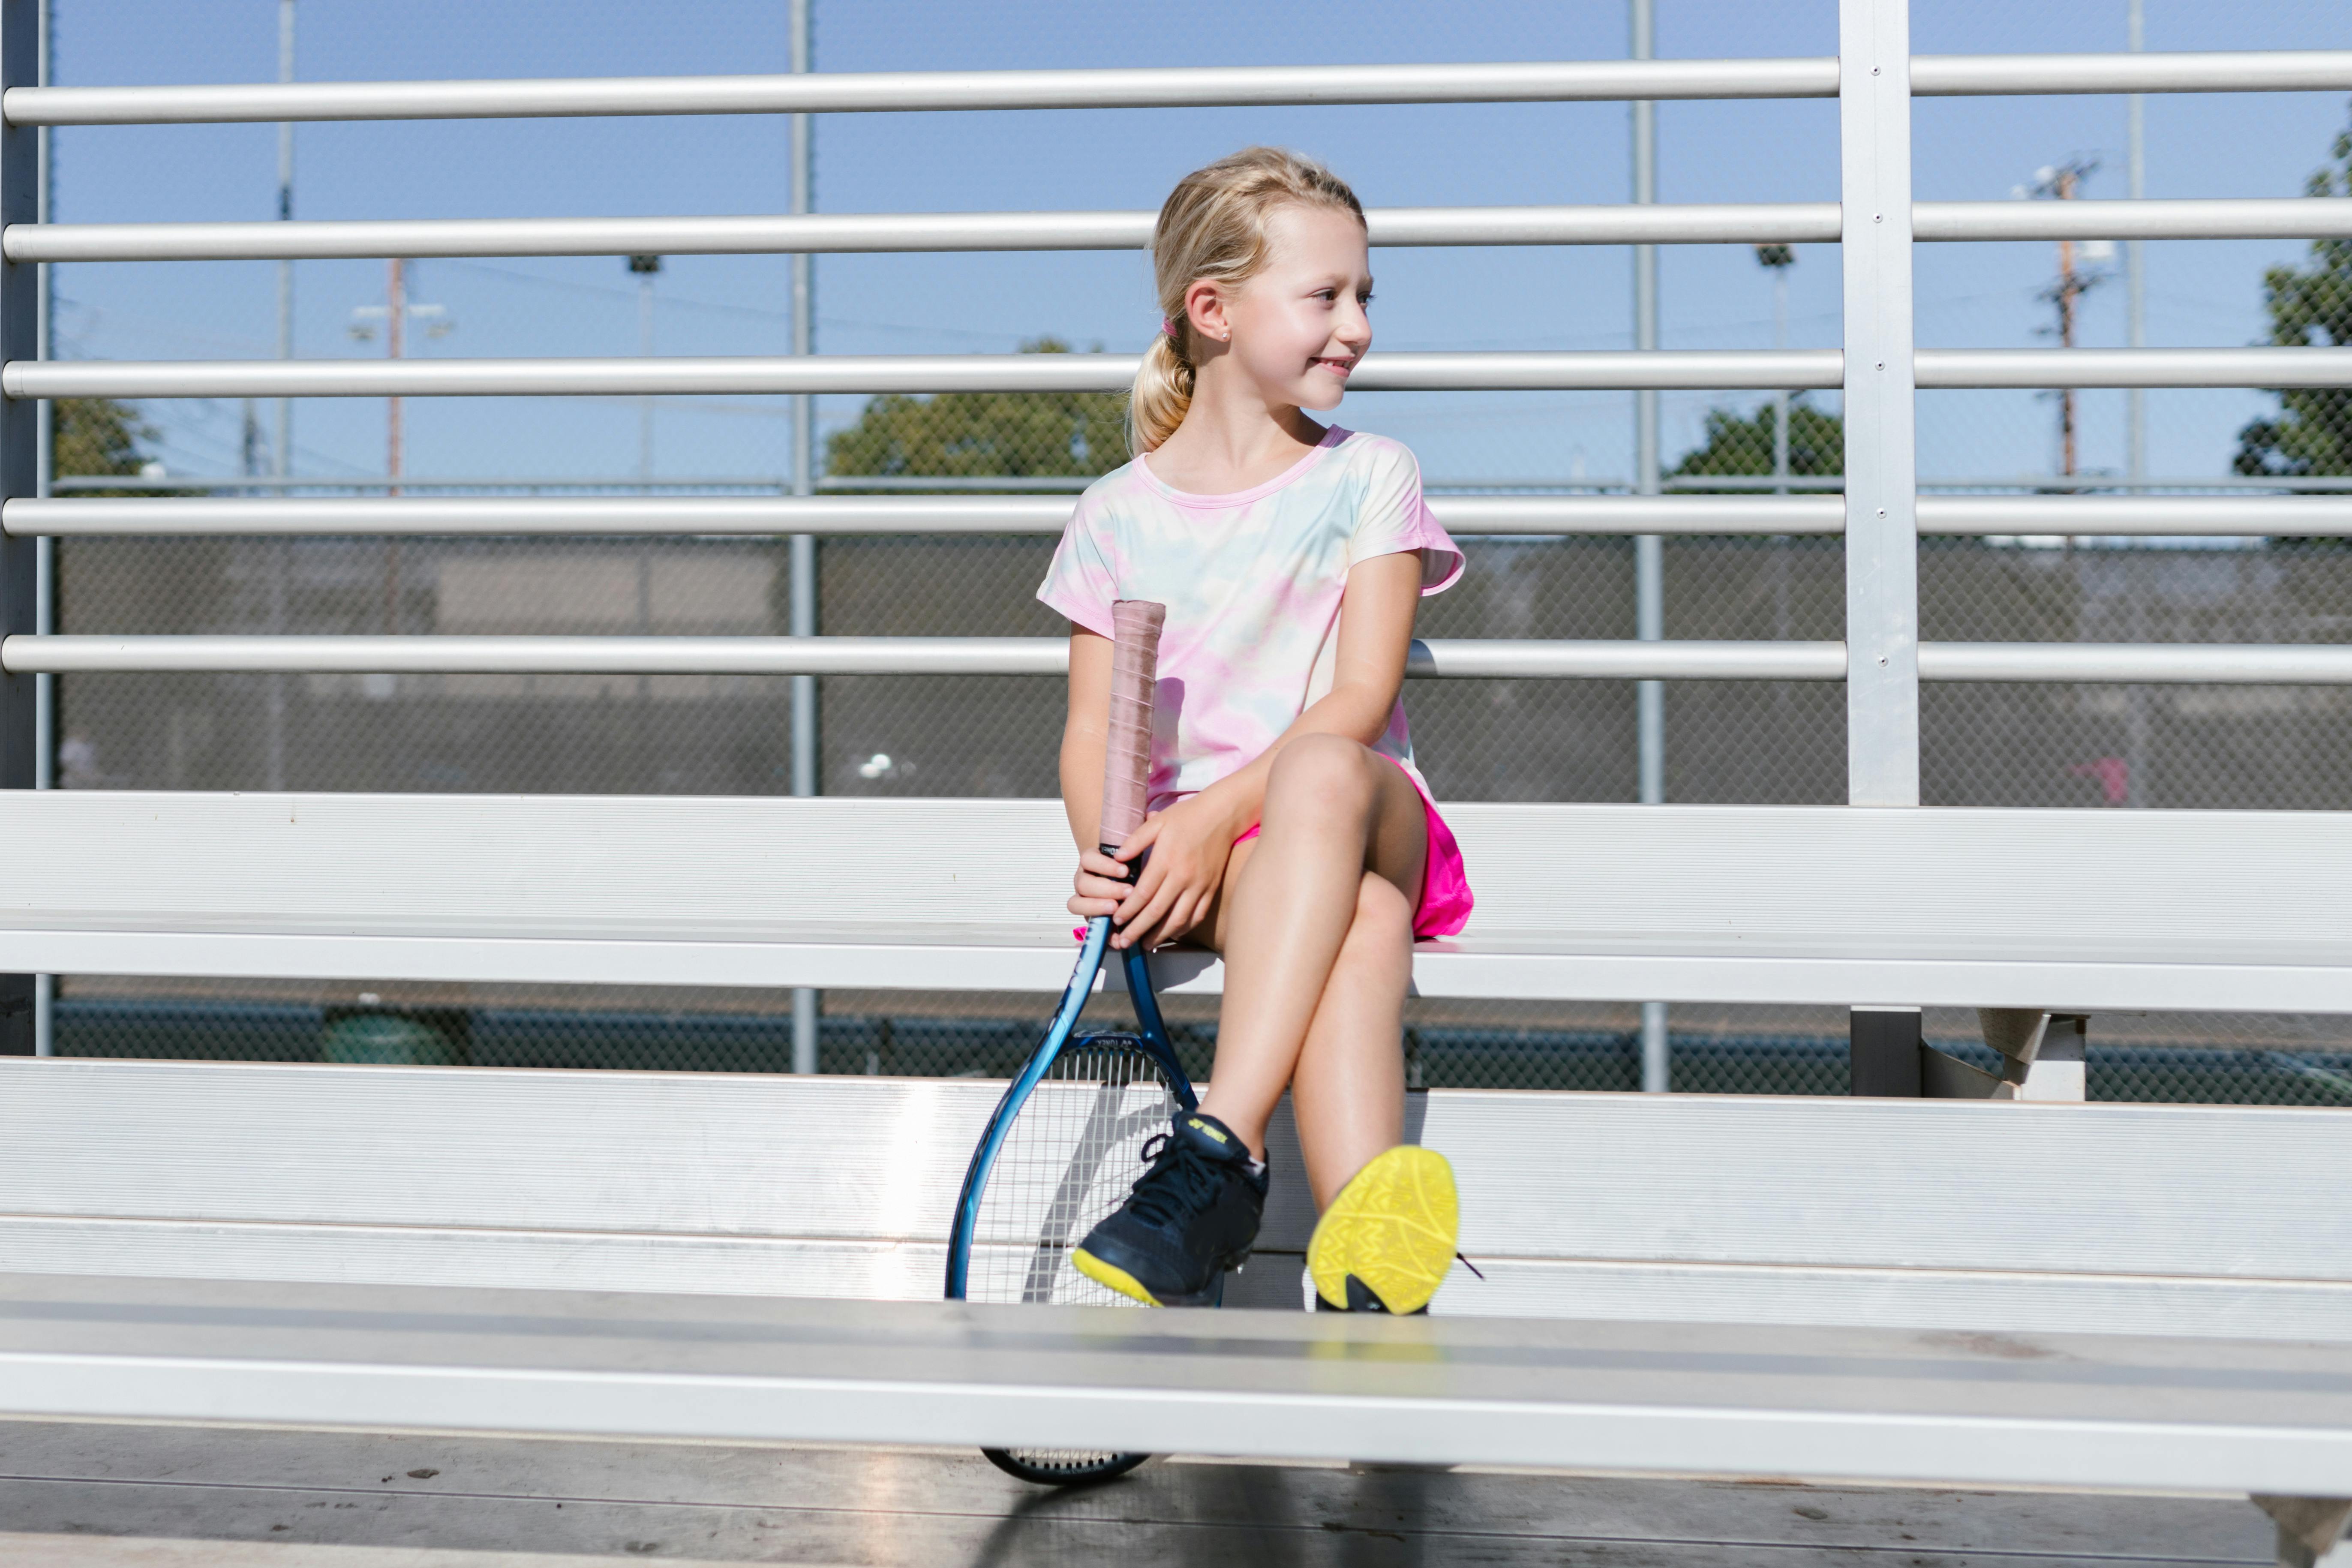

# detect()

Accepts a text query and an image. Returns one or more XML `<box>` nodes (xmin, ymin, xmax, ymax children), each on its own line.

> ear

<box><xmin>1184</xmin><ymin>279</ymin><xmax>1232</xmax><ymax>344</ymax></box>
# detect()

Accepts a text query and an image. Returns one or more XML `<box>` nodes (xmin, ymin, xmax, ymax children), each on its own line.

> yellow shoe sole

<box><xmin>1306</xmin><ymin>1145</ymin><xmax>1459</xmax><ymax>1314</ymax></box>
<box><xmin>1070</xmin><ymin>1246</ymin><xmax>1162</xmax><ymax>1307</ymax></box>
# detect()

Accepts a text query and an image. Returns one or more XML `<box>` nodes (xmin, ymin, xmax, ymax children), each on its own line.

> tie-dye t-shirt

<box><xmin>1036</xmin><ymin>425</ymin><xmax>1463</xmax><ymax>814</ymax></box>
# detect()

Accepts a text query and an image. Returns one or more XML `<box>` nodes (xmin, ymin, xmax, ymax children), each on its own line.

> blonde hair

<box><xmin>1129</xmin><ymin>146</ymin><xmax>1366</xmax><ymax>454</ymax></box>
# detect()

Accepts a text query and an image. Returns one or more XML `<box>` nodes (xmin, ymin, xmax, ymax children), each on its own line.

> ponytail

<box><xmin>1129</xmin><ymin>332</ymin><xmax>1196</xmax><ymax>455</ymax></box>
<box><xmin>1128</xmin><ymin>146</ymin><xmax>1364</xmax><ymax>457</ymax></box>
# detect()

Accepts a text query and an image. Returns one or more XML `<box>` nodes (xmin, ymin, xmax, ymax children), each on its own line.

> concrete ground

<box><xmin>0</xmin><ymin>1420</ymin><xmax>2280</xmax><ymax>1567</ymax></box>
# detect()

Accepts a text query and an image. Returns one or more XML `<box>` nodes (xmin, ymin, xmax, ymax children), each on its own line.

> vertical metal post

<box><xmin>1630</xmin><ymin>0</ymin><xmax>1667</xmax><ymax>1093</ymax></box>
<box><xmin>788</xmin><ymin>0</ymin><xmax>820</xmax><ymax>1075</ymax></box>
<box><xmin>27</xmin><ymin>0</ymin><xmax>48</xmax><ymax>1056</ymax></box>
<box><xmin>266</xmin><ymin>0</ymin><xmax>292</xmax><ymax>794</ymax></box>
<box><xmin>1838</xmin><ymin>0</ymin><xmax>1918</xmax><ymax>807</ymax></box>
<box><xmin>1841</xmin><ymin>0</ymin><xmax>1922</xmax><ymax>1087</ymax></box>
<box><xmin>0</xmin><ymin>0</ymin><xmax>39</xmax><ymax>1056</ymax></box>
<box><xmin>2125</xmin><ymin>0</ymin><xmax>2145</xmax><ymax>491</ymax></box>
<box><xmin>2122</xmin><ymin>0</ymin><xmax>2150</xmax><ymax>809</ymax></box>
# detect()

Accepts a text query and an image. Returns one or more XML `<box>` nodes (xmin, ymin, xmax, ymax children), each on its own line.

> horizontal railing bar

<box><xmin>14</xmin><ymin>347</ymin><xmax>2349</xmax><ymax>400</ymax></box>
<box><xmin>21</xmin><ymin>198</ymin><xmax>2347</xmax><ymax>264</ymax></box>
<box><xmin>18</xmin><ymin>494</ymin><xmax>2350</xmax><ymax>539</ymax></box>
<box><xmin>23</xmin><ymin>637</ymin><xmax>2352</xmax><ymax>684</ymax></box>
<box><xmin>1910</xmin><ymin>50</ymin><xmax>2352</xmax><ymax>97</ymax></box>
<box><xmin>1919</xmin><ymin>644</ymin><xmax>2352</xmax><ymax>684</ymax></box>
<box><xmin>0</xmin><ymin>494</ymin><xmax>1848</xmax><ymax>538</ymax></box>
<box><xmin>0</xmin><ymin>635</ymin><xmax>1850</xmax><ymax>681</ymax></box>
<box><xmin>1914</xmin><ymin>198</ymin><xmax>2352</xmax><ymax>243</ymax></box>
<box><xmin>6</xmin><ymin>204</ymin><xmax>1847</xmax><ymax>263</ymax></box>
<box><xmin>1915</xmin><ymin>348</ymin><xmax>2352</xmax><ymax>389</ymax></box>
<box><xmin>1917</xmin><ymin>496</ymin><xmax>2352</xmax><ymax>536</ymax></box>
<box><xmin>49</xmin><ymin>472</ymin><xmax>2352</xmax><ymax>496</ymax></box>
<box><xmin>2</xmin><ymin>59</ymin><xmax>1841</xmax><ymax>126</ymax></box>
<box><xmin>1</xmin><ymin>350</ymin><xmax>1846</xmax><ymax>400</ymax></box>
<box><xmin>10</xmin><ymin>52</ymin><xmax>2346</xmax><ymax>129</ymax></box>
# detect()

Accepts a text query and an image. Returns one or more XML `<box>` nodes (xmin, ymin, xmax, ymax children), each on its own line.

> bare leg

<box><xmin>1192</xmin><ymin>734</ymin><xmax>1426</xmax><ymax>1161</ymax></box>
<box><xmin>1290</xmin><ymin>873</ymin><xmax>1414</xmax><ymax>1208</ymax></box>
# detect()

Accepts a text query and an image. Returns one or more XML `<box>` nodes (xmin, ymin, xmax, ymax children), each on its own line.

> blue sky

<box><xmin>43</xmin><ymin>0</ymin><xmax>2352</xmax><ymax>486</ymax></box>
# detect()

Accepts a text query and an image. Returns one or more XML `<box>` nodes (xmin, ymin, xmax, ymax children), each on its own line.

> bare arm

<box><xmin>1059</xmin><ymin>625</ymin><xmax>1114</xmax><ymax>853</ymax></box>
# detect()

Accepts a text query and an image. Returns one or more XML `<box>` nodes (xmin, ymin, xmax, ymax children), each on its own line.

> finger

<box><xmin>1079</xmin><ymin>848</ymin><xmax>1128</xmax><ymax>880</ymax></box>
<box><xmin>1116</xmin><ymin>856</ymin><xmax>1167</xmax><ymax>926</ymax></box>
<box><xmin>1118</xmin><ymin>878</ymin><xmax>1184</xmax><ymax>950</ymax></box>
<box><xmin>1116</xmin><ymin>817</ymin><xmax>1162</xmax><ymax>862</ymax></box>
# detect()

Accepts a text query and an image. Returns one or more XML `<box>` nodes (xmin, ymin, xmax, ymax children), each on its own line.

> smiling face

<box><xmin>1185</xmin><ymin>203</ymin><xmax>1373</xmax><ymax>413</ymax></box>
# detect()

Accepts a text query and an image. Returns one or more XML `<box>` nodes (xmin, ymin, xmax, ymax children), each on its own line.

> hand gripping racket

<box><xmin>944</xmin><ymin>600</ymin><xmax>1193</xmax><ymax>1488</ymax></box>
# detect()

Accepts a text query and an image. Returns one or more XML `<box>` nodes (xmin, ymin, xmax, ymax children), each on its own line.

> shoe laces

<box><xmin>1124</xmin><ymin>1129</ymin><xmax>1230</xmax><ymax>1227</ymax></box>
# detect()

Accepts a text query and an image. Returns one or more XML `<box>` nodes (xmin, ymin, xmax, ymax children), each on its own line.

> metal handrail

<box><xmin>12</xmin><ymin>635</ymin><xmax>2352</xmax><ymax>685</ymax></box>
<box><xmin>2</xmin><ymin>350</ymin><xmax>1847</xmax><ymax>399</ymax></box>
<box><xmin>1907</xmin><ymin>50</ymin><xmax>2352</xmax><ymax>96</ymax></box>
<box><xmin>1</xmin><ymin>59</ymin><xmax>1841</xmax><ymax>126</ymax></box>
<box><xmin>20</xmin><ymin>198</ymin><xmax>2350</xmax><ymax>263</ymax></box>
<box><xmin>1</xmin><ymin>636</ymin><xmax>1848</xmax><ymax>682</ymax></box>
<box><xmin>8</xmin><ymin>51</ymin><xmax>2349</xmax><ymax>128</ymax></box>
<box><xmin>14</xmin><ymin>494</ymin><xmax>2352</xmax><ymax>539</ymax></box>
<box><xmin>3</xmin><ymin>204</ymin><xmax>1847</xmax><ymax>262</ymax></box>
<box><xmin>12</xmin><ymin>346</ymin><xmax>2349</xmax><ymax>400</ymax></box>
<box><xmin>0</xmin><ymin>494</ymin><xmax>1848</xmax><ymax>538</ymax></box>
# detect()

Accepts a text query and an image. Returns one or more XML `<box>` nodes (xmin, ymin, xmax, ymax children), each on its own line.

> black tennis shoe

<box><xmin>1072</xmin><ymin>1111</ymin><xmax>1267</xmax><ymax>1307</ymax></box>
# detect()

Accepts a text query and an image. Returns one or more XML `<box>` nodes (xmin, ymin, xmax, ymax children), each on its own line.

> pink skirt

<box><xmin>1232</xmin><ymin>757</ymin><xmax>1474</xmax><ymax>940</ymax></box>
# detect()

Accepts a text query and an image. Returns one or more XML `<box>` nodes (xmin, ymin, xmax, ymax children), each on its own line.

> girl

<box><xmin>1041</xmin><ymin>147</ymin><xmax>1473</xmax><ymax>1315</ymax></box>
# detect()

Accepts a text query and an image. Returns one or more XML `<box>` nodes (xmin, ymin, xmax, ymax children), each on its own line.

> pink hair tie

<box><xmin>1160</xmin><ymin>318</ymin><xmax>1179</xmax><ymax>339</ymax></box>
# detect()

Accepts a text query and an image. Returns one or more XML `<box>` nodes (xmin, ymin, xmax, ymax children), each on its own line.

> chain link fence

<box><xmin>38</xmin><ymin>0</ymin><xmax>2352</xmax><ymax>1102</ymax></box>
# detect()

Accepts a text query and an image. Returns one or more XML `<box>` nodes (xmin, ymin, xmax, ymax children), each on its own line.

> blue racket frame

<box><xmin>944</xmin><ymin>916</ymin><xmax>1195</xmax><ymax>1301</ymax></box>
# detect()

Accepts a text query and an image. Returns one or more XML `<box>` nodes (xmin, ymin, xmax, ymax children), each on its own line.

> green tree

<box><xmin>1669</xmin><ymin>396</ymin><xmax>1843</xmax><ymax>487</ymax></box>
<box><xmin>50</xmin><ymin>395</ymin><xmax>153</xmax><ymax>482</ymax></box>
<box><xmin>2235</xmin><ymin>108</ymin><xmax>2352</xmax><ymax>477</ymax></box>
<box><xmin>824</xmin><ymin>338</ymin><xmax>1129</xmax><ymax>482</ymax></box>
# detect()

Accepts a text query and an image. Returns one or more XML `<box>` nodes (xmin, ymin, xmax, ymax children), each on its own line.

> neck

<box><xmin>1149</xmin><ymin>360</ymin><xmax>1326</xmax><ymax>488</ymax></box>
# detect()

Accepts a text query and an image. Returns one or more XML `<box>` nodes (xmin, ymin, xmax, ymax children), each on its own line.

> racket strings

<box><xmin>967</xmin><ymin>1039</ymin><xmax>1174</xmax><ymax>1309</ymax></box>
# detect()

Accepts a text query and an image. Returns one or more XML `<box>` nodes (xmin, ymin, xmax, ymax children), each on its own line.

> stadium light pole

<box><xmin>789</xmin><ymin>0</ymin><xmax>820</xmax><ymax>1075</ymax></box>
<box><xmin>1630</xmin><ymin>0</ymin><xmax>1668</xmax><ymax>1094</ymax></box>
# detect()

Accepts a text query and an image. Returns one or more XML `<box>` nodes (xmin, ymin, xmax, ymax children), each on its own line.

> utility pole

<box><xmin>349</xmin><ymin>261</ymin><xmax>448</xmax><ymax>631</ymax></box>
<box><xmin>1630</xmin><ymin>0</ymin><xmax>1667</xmax><ymax>1094</ymax></box>
<box><xmin>2022</xmin><ymin>159</ymin><xmax>2103</xmax><ymax>478</ymax></box>
<box><xmin>788</xmin><ymin>0</ymin><xmax>820</xmax><ymax>1075</ymax></box>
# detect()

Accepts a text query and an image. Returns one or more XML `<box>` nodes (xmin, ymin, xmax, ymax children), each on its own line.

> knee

<box><xmin>1341</xmin><ymin>872</ymin><xmax>1415</xmax><ymax>958</ymax></box>
<box><xmin>1266</xmin><ymin>733</ymin><xmax>1377</xmax><ymax>819</ymax></box>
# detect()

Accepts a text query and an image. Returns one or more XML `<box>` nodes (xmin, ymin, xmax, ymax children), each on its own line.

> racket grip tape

<box><xmin>1098</xmin><ymin>599</ymin><xmax>1165</xmax><ymax>853</ymax></box>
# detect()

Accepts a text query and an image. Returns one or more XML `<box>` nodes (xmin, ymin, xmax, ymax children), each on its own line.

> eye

<box><xmin>1360</xmin><ymin>292</ymin><xmax>1375</xmax><ymax>306</ymax></box>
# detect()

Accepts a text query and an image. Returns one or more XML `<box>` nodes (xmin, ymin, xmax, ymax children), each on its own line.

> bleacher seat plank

<box><xmin>5</xmin><ymin>1060</ymin><xmax>2346</xmax><ymax>1340</ymax></box>
<box><xmin>2</xmin><ymin>1270</ymin><xmax>2347</xmax><ymax>1497</ymax></box>
<box><xmin>4</xmin><ymin>792</ymin><xmax>2352</xmax><ymax>1012</ymax></box>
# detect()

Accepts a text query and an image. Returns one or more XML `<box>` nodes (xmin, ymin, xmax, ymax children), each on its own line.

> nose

<box><xmin>1338</xmin><ymin>298</ymin><xmax>1371</xmax><ymax>352</ymax></box>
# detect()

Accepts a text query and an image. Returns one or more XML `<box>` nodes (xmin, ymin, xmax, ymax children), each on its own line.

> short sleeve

<box><xmin>1346</xmin><ymin>439</ymin><xmax>1464</xmax><ymax>595</ymax></box>
<box><xmin>1036</xmin><ymin>498</ymin><xmax>1119</xmax><ymax>637</ymax></box>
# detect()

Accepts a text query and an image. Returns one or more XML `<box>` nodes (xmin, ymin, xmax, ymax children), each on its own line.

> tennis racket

<box><xmin>945</xmin><ymin>599</ymin><xmax>1194</xmax><ymax>1488</ymax></box>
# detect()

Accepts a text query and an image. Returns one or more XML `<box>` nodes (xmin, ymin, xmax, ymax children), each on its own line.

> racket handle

<box><xmin>1098</xmin><ymin>599</ymin><xmax>1165</xmax><ymax>855</ymax></box>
